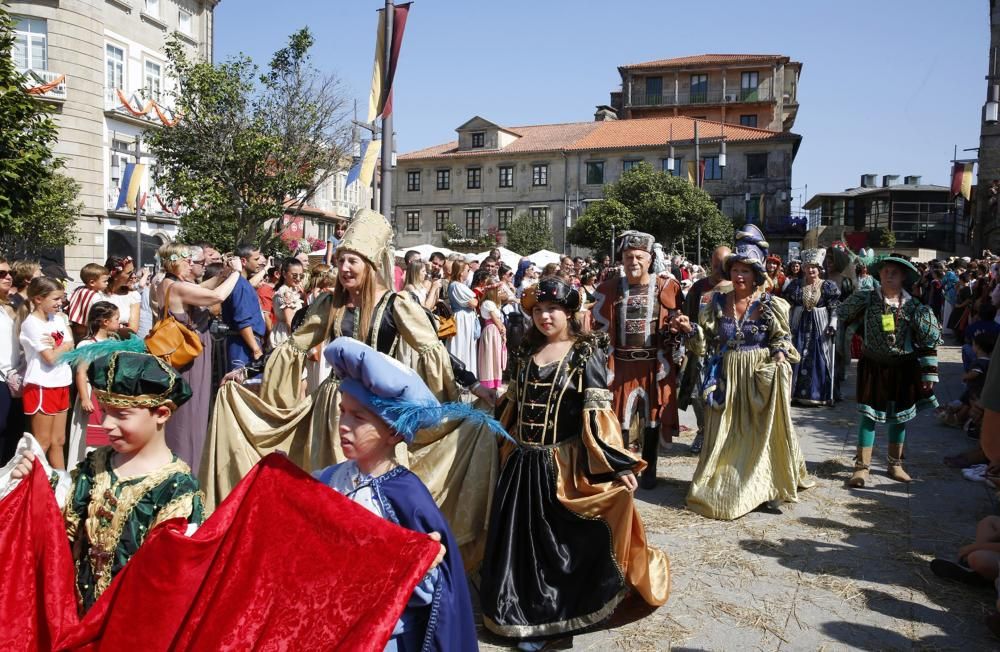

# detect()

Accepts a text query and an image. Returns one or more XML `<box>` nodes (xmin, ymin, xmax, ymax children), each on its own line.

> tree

<box><xmin>568</xmin><ymin>162</ymin><xmax>732</xmax><ymax>262</ymax></box>
<box><xmin>505</xmin><ymin>211</ymin><xmax>554</xmax><ymax>255</ymax></box>
<box><xmin>146</xmin><ymin>29</ymin><xmax>351</xmax><ymax>252</ymax></box>
<box><xmin>0</xmin><ymin>7</ymin><xmax>74</xmax><ymax>252</ymax></box>
<box><xmin>0</xmin><ymin>171</ymin><xmax>82</xmax><ymax>258</ymax></box>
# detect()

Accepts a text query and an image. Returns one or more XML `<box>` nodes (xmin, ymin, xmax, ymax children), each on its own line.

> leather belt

<box><xmin>615</xmin><ymin>348</ymin><xmax>657</xmax><ymax>361</ymax></box>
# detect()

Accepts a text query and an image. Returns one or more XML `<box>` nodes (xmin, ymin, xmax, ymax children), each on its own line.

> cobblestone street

<box><xmin>479</xmin><ymin>344</ymin><xmax>997</xmax><ymax>651</ymax></box>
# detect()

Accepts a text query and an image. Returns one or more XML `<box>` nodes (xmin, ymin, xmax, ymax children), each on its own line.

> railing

<box><xmin>19</xmin><ymin>68</ymin><xmax>67</xmax><ymax>101</ymax></box>
<box><xmin>627</xmin><ymin>86</ymin><xmax>775</xmax><ymax>108</ymax></box>
<box><xmin>104</xmin><ymin>88</ymin><xmax>179</xmax><ymax>126</ymax></box>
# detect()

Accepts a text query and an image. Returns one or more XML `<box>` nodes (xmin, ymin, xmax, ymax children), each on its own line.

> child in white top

<box><xmin>18</xmin><ymin>276</ymin><xmax>74</xmax><ymax>469</ymax></box>
<box><xmin>67</xmin><ymin>301</ymin><xmax>121</xmax><ymax>469</ymax></box>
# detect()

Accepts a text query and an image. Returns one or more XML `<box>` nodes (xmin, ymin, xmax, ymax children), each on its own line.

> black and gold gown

<box><xmin>480</xmin><ymin>334</ymin><xmax>670</xmax><ymax>639</ymax></box>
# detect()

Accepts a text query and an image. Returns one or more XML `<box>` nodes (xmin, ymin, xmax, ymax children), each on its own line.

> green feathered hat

<box><xmin>869</xmin><ymin>255</ymin><xmax>920</xmax><ymax>286</ymax></box>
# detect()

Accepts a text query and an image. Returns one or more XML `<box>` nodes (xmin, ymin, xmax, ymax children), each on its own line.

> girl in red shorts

<box><xmin>18</xmin><ymin>276</ymin><xmax>74</xmax><ymax>469</ymax></box>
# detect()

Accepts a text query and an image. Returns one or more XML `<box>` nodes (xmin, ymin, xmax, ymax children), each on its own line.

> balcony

<box><xmin>20</xmin><ymin>68</ymin><xmax>67</xmax><ymax>102</ymax></box>
<box><xmin>627</xmin><ymin>86</ymin><xmax>776</xmax><ymax>109</ymax></box>
<box><xmin>104</xmin><ymin>88</ymin><xmax>180</xmax><ymax>127</ymax></box>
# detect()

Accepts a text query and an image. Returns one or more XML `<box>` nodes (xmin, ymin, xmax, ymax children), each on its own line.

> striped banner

<box><xmin>115</xmin><ymin>163</ymin><xmax>146</xmax><ymax>211</ymax></box>
<box><xmin>951</xmin><ymin>162</ymin><xmax>974</xmax><ymax>200</ymax></box>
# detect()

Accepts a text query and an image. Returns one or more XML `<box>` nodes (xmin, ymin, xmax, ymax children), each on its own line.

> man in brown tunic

<box><xmin>592</xmin><ymin>231</ymin><xmax>684</xmax><ymax>489</ymax></box>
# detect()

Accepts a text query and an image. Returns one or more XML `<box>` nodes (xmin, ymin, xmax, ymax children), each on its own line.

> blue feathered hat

<box><xmin>723</xmin><ymin>223</ymin><xmax>769</xmax><ymax>286</ymax></box>
<box><xmin>324</xmin><ymin>338</ymin><xmax>512</xmax><ymax>444</ymax></box>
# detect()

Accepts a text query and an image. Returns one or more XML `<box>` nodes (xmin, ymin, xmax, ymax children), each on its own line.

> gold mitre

<box><xmin>338</xmin><ymin>208</ymin><xmax>395</xmax><ymax>287</ymax></box>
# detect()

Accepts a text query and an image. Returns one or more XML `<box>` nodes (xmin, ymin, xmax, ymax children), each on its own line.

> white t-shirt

<box><xmin>19</xmin><ymin>313</ymin><xmax>73</xmax><ymax>387</ymax></box>
<box><xmin>102</xmin><ymin>291</ymin><xmax>141</xmax><ymax>324</ymax></box>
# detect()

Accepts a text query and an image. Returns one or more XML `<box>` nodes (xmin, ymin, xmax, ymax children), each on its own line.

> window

<box><xmin>497</xmin><ymin>208</ymin><xmax>513</xmax><ymax>230</ymax></box>
<box><xmin>436</xmin><ymin>169</ymin><xmax>449</xmax><ymax>190</ymax></box>
<box><xmin>623</xmin><ymin>160</ymin><xmax>642</xmax><ymax>173</ymax></box>
<box><xmin>144</xmin><ymin>60</ymin><xmax>162</xmax><ymax>100</ymax></box>
<box><xmin>405</xmin><ymin>210</ymin><xmax>420</xmax><ymax>232</ymax></box>
<box><xmin>532</xmin><ymin>164</ymin><xmax>548</xmax><ymax>186</ymax></box>
<box><xmin>644</xmin><ymin>76</ymin><xmax>663</xmax><ymax>104</ymax></box>
<box><xmin>498</xmin><ymin>165</ymin><xmax>514</xmax><ymax>188</ymax></box>
<box><xmin>739</xmin><ymin>114</ymin><xmax>758</xmax><ymax>128</ymax></box>
<box><xmin>702</xmin><ymin>156</ymin><xmax>722</xmax><ymax>181</ymax></box>
<box><xmin>144</xmin><ymin>0</ymin><xmax>160</xmax><ymax>17</ymax></box>
<box><xmin>530</xmin><ymin>206</ymin><xmax>549</xmax><ymax>220</ymax></box>
<box><xmin>690</xmin><ymin>74</ymin><xmax>708</xmax><ymax>103</ymax></box>
<box><xmin>471</xmin><ymin>132</ymin><xmax>485</xmax><ymax>148</ymax></box>
<box><xmin>467</xmin><ymin>167</ymin><xmax>481</xmax><ymax>189</ymax></box>
<box><xmin>585</xmin><ymin>161</ymin><xmax>604</xmax><ymax>185</ymax></box>
<box><xmin>435</xmin><ymin>209</ymin><xmax>449</xmax><ymax>231</ymax></box>
<box><xmin>178</xmin><ymin>8</ymin><xmax>192</xmax><ymax>35</ymax></box>
<box><xmin>740</xmin><ymin>71</ymin><xmax>759</xmax><ymax>100</ymax></box>
<box><xmin>746</xmin><ymin>194</ymin><xmax>761</xmax><ymax>222</ymax></box>
<box><xmin>465</xmin><ymin>209</ymin><xmax>481</xmax><ymax>236</ymax></box>
<box><xmin>106</xmin><ymin>44</ymin><xmax>125</xmax><ymax>91</ymax></box>
<box><xmin>406</xmin><ymin>170</ymin><xmax>420</xmax><ymax>192</ymax></box>
<box><xmin>13</xmin><ymin>17</ymin><xmax>47</xmax><ymax>71</ymax></box>
<box><xmin>660</xmin><ymin>157</ymin><xmax>683</xmax><ymax>177</ymax></box>
<box><xmin>746</xmin><ymin>153</ymin><xmax>768</xmax><ymax>179</ymax></box>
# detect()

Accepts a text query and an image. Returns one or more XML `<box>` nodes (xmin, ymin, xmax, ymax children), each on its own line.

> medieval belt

<box><xmin>615</xmin><ymin>348</ymin><xmax>658</xmax><ymax>361</ymax></box>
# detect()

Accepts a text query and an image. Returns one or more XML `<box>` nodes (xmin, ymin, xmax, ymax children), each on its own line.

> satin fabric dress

<box><xmin>686</xmin><ymin>291</ymin><xmax>814</xmax><ymax>521</ymax></box>
<box><xmin>785</xmin><ymin>279</ymin><xmax>841</xmax><ymax>406</ymax></box>
<box><xmin>202</xmin><ymin>290</ymin><xmax>499</xmax><ymax>569</ymax></box>
<box><xmin>480</xmin><ymin>335</ymin><xmax>670</xmax><ymax>639</ymax></box>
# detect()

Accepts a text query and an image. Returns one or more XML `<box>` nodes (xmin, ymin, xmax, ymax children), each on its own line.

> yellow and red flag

<box><xmin>951</xmin><ymin>162</ymin><xmax>974</xmax><ymax>200</ymax></box>
<box><xmin>366</xmin><ymin>3</ymin><xmax>412</xmax><ymax>122</ymax></box>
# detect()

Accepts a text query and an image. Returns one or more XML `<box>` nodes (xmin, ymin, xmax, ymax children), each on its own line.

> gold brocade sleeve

<box><xmin>260</xmin><ymin>292</ymin><xmax>335</xmax><ymax>409</ymax></box>
<box><xmin>767</xmin><ymin>296</ymin><xmax>801</xmax><ymax>364</ymax></box>
<box><xmin>581</xmin><ymin>348</ymin><xmax>644</xmax><ymax>477</ymax></box>
<box><xmin>391</xmin><ymin>293</ymin><xmax>460</xmax><ymax>403</ymax></box>
<box><xmin>689</xmin><ymin>292</ymin><xmax>721</xmax><ymax>358</ymax></box>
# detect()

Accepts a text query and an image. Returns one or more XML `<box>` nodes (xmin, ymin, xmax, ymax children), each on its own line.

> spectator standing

<box><xmin>8</xmin><ymin>260</ymin><xmax>41</xmax><ymax>311</ymax></box>
<box><xmin>257</xmin><ymin>264</ymin><xmax>280</xmax><ymax>337</ymax></box>
<box><xmin>477</xmin><ymin>282</ymin><xmax>507</xmax><ymax>391</ymax></box>
<box><xmin>67</xmin><ymin>301</ymin><xmax>120</xmax><ymax>469</ymax></box>
<box><xmin>66</xmin><ymin>263</ymin><xmax>109</xmax><ymax>342</ymax></box>
<box><xmin>222</xmin><ymin>244</ymin><xmax>267</xmax><ymax>371</ymax></box>
<box><xmin>269</xmin><ymin>257</ymin><xmax>306</xmax><ymax>350</ymax></box>
<box><xmin>322</xmin><ymin>218</ymin><xmax>348</xmax><ymax>266</ymax></box>
<box><xmin>446</xmin><ymin>260</ymin><xmax>478</xmax><ymax>374</ymax></box>
<box><xmin>0</xmin><ymin>258</ymin><xmax>24</xmax><ymax>464</ymax></box>
<box><xmin>102</xmin><ymin>255</ymin><xmax>142</xmax><ymax>335</ymax></box>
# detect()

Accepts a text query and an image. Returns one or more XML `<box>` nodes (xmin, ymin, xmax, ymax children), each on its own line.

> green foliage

<box><xmin>0</xmin><ymin>7</ymin><xmax>65</xmax><ymax>245</ymax></box>
<box><xmin>568</xmin><ymin>162</ymin><xmax>731</xmax><ymax>261</ymax></box>
<box><xmin>147</xmin><ymin>29</ymin><xmax>350</xmax><ymax>253</ymax></box>
<box><xmin>505</xmin><ymin>211</ymin><xmax>554</xmax><ymax>255</ymax></box>
<box><xmin>0</xmin><ymin>171</ymin><xmax>82</xmax><ymax>257</ymax></box>
<box><xmin>871</xmin><ymin>226</ymin><xmax>896</xmax><ymax>249</ymax></box>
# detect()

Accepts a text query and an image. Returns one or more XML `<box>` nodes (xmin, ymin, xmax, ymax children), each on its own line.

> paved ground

<box><xmin>477</xmin><ymin>344</ymin><xmax>998</xmax><ymax>651</ymax></box>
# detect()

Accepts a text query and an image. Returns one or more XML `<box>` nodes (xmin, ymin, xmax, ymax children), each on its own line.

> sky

<box><xmin>214</xmin><ymin>0</ymin><xmax>989</xmax><ymax>212</ymax></box>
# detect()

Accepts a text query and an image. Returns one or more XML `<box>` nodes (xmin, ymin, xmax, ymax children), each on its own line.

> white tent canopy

<box><xmin>527</xmin><ymin>249</ymin><xmax>561</xmax><ymax>267</ymax></box>
<box><xmin>474</xmin><ymin>246</ymin><xmax>522</xmax><ymax>269</ymax></box>
<box><xmin>396</xmin><ymin>243</ymin><xmax>455</xmax><ymax>260</ymax></box>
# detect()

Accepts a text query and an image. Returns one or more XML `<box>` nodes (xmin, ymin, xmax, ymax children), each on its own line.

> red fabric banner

<box><xmin>380</xmin><ymin>2</ymin><xmax>411</xmax><ymax>119</ymax></box>
<box><xmin>0</xmin><ymin>455</ymin><xmax>439</xmax><ymax>652</ymax></box>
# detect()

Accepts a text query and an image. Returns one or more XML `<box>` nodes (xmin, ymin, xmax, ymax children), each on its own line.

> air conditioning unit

<box><xmin>725</xmin><ymin>93</ymin><xmax>738</xmax><ymax>102</ymax></box>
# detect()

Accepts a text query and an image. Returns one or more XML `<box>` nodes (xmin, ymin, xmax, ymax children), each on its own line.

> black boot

<box><xmin>639</xmin><ymin>426</ymin><xmax>659</xmax><ymax>489</ymax></box>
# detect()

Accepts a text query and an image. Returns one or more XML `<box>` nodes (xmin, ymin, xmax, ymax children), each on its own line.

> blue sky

<box><xmin>215</xmin><ymin>0</ymin><xmax>987</xmax><ymax>211</ymax></box>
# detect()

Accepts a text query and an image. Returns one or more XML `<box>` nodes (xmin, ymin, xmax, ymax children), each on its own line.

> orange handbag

<box><xmin>144</xmin><ymin>283</ymin><xmax>203</xmax><ymax>369</ymax></box>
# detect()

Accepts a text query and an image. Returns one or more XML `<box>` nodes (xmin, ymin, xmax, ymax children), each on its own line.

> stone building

<box><xmin>976</xmin><ymin>0</ymin><xmax>1000</xmax><ymax>253</ymax></box>
<box><xmin>394</xmin><ymin>115</ymin><xmax>802</xmax><ymax>255</ymax></box>
<box><xmin>607</xmin><ymin>53</ymin><xmax>801</xmax><ymax>132</ymax></box>
<box><xmin>8</xmin><ymin>0</ymin><xmax>217</xmax><ymax>277</ymax></box>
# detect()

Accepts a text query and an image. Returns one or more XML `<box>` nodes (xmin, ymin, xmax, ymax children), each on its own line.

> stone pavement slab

<box><xmin>478</xmin><ymin>345</ymin><xmax>997</xmax><ymax>650</ymax></box>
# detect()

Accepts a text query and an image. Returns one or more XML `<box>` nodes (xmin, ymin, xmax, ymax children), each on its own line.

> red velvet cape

<box><xmin>0</xmin><ymin>454</ymin><xmax>439</xmax><ymax>651</ymax></box>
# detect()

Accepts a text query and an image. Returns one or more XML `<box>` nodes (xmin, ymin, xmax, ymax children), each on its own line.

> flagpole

<box><xmin>134</xmin><ymin>134</ymin><xmax>143</xmax><ymax>268</ymax></box>
<box><xmin>380</xmin><ymin>0</ymin><xmax>393</xmax><ymax>222</ymax></box>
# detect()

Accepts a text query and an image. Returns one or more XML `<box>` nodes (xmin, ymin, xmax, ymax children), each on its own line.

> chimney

<box><xmin>904</xmin><ymin>175</ymin><xmax>922</xmax><ymax>186</ymax></box>
<box><xmin>860</xmin><ymin>173</ymin><xmax>877</xmax><ymax>188</ymax></box>
<box><xmin>882</xmin><ymin>174</ymin><xmax>900</xmax><ymax>188</ymax></box>
<box><xmin>594</xmin><ymin>105</ymin><xmax>618</xmax><ymax>122</ymax></box>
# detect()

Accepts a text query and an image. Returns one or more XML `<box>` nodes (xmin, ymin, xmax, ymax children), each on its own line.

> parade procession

<box><xmin>3</xmin><ymin>0</ymin><xmax>1000</xmax><ymax>650</ymax></box>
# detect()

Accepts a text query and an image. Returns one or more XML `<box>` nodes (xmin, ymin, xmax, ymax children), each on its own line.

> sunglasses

<box><xmin>289</xmin><ymin>273</ymin><xmax>304</xmax><ymax>280</ymax></box>
<box><xmin>0</xmin><ymin>270</ymin><xmax>9</xmax><ymax>279</ymax></box>
<box><xmin>191</xmin><ymin>259</ymin><xmax>206</xmax><ymax>265</ymax></box>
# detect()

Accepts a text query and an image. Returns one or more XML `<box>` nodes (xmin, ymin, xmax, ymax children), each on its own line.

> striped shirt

<box><xmin>67</xmin><ymin>287</ymin><xmax>99</xmax><ymax>326</ymax></box>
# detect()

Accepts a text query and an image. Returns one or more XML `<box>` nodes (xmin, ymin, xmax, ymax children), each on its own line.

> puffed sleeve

<box><xmin>836</xmin><ymin>288</ymin><xmax>871</xmax><ymax>326</ymax></box>
<box><xmin>767</xmin><ymin>296</ymin><xmax>800</xmax><ymax>364</ymax></box>
<box><xmin>495</xmin><ymin>355</ymin><xmax>519</xmax><ymax>432</ymax></box>
<box><xmin>911</xmin><ymin>303</ymin><xmax>941</xmax><ymax>383</ymax></box>
<box><xmin>260</xmin><ymin>292</ymin><xmax>335</xmax><ymax>409</ymax></box>
<box><xmin>63</xmin><ymin>461</ymin><xmax>90</xmax><ymax>546</ymax></box>
<box><xmin>688</xmin><ymin>291</ymin><xmax>722</xmax><ymax>358</ymax></box>
<box><xmin>579</xmin><ymin>345</ymin><xmax>644</xmax><ymax>479</ymax></box>
<box><xmin>392</xmin><ymin>292</ymin><xmax>461</xmax><ymax>403</ymax></box>
<box><xmin>150</xmin><ymin>473</ymin><xmax>206</xmax><ymax>531</ymax></box>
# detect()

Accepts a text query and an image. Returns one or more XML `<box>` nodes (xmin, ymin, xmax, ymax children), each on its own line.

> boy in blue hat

<box><xmin>314</xmin><ymin>338</ymin><xmax>484</xmax><ymax>651</ymax></box>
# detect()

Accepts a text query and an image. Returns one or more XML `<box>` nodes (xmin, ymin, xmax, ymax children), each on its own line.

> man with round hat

<box><xmin>837</xmin><ymin>253</ymin><xmax>941</xmax><ymax>486</ymax></box>
<box><xmin>592</xmin><ymin>230</ymin><xmax>685</xmax><ymax>489</ymax></box>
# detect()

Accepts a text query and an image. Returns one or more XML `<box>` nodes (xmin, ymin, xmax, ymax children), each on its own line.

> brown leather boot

<box><xmin>887</xmin><ymin>443</ymin><xmax>912</xmax><ymax>482</ymax></box>
<box><xmin>848</xmin><ymin>447</ymin><xmax>872</xmax><ymax>487</ymax></box>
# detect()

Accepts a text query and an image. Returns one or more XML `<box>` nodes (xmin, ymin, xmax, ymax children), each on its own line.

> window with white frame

<box><xmin>178</xmin><ymin>8</ymin><xmax>193</xmax><ymax>35</ymax></box>
<box><xmin>145</xmin><ymin>0</ymin><xmax>160</xmax><ymax>17</ymax></box>
<box><xmin>106</xmin><ymin>44</ymin><xmax>125</xmax><ymax>91</ymax></box>
<box><xmin>13</xmin><ymin>17</ymin><xmax>47</xmax><ymax>71</ymax></box>
<box><xmin>144</xmin><ymin>60</ymin><xmax>162</xmax><ymax>100</ymax></box>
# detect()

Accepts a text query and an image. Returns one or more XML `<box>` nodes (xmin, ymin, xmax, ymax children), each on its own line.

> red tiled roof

<box><xmin>399</xmin><ymin>116</ymin><xmax>794</xmax><ymax>161</ymax></box>
<box><xmin>621</xmin><ymin>54</ymin><xmax>792</xmax><ymax>70</ymax></box>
